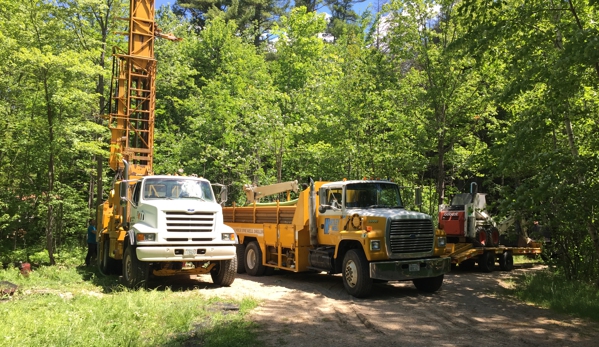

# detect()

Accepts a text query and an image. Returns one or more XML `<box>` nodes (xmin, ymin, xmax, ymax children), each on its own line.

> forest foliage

<box><xmin>0</xmin><ymin>0</ymin><xmax>598</xmax><ymax>285</ymax></box>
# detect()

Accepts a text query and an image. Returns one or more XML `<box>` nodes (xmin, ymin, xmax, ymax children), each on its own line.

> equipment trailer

<box><xmin>445</xmin><ymin>242</ymin><xmax>541</xmax><ymax>272</ymax></box>
<box><xmin>439</xmin><ymin>183</ymin><xmax>541</xmax><ymax>272</ymax></box>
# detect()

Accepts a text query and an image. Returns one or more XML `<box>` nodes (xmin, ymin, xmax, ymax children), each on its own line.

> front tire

<box><xmin>235</xmin><ymin>244</ymin><xmax>246</xmax><ymax>274</ymax></box>
<box><xmin>122</xmin><ymin>246</ymin><xmax>148</xmax><ymax>289</ymax></box>
<box><xmin>244</xmin><ymin>242</ymin><xmax>266</xmax><ymax>276</ymax></box>
<box><xmin>342</xmin><ymin>249</ymin><xmax>373</xmax><ymax>298</ymax></box>
<box><xmin>211</xmin><ymin>258</ymin><xmax>237</xmax><ymax>286</ymax></box>
<box><xmin>413</xmin><ymin>275</ymin><xmax>444</xmax><ymax>293</ymax></box>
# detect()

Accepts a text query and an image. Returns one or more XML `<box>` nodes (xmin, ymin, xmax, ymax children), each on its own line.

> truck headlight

<box><xmin>137</xmin><ymin>233</ymin><xmax>156</xmax><ymax>242</ymax></box>
<box><xmin>437</xmin><ymin>236</ymin><xmax>446</xmax><ymax>247</ymax></box>
<box><xmin>222</xmin><ymin>233</ymin><xmax>236</xmax><ymax>241</ymax></box>
<box><xmin>370</xmin><ymin>240</ymin><xmax>381</xmax><ymax>251</ymax></box>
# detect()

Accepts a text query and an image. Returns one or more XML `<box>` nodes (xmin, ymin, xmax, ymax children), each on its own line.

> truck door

<box><xmin>130</xmin><ymin>181</ymin><xmax>141</xmax><ymax>225</ymax></box>
<box><xmin>318</xmin><ymin>187</ymin><xmax>343</xmax><ymax>244</ymax></box>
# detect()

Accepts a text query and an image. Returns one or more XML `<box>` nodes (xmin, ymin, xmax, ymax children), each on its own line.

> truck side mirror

<box><xmin>219</xmin><ymin>186</ymin><xmax>228</xmax><ymax>204</ymax></box>
<box><xmin>415</xmin><ymin>187</ymin><xmax>422</xmax><ymax>206</ymax></box>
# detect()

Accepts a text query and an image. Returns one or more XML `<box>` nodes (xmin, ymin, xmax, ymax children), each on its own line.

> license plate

<box><xmin>409</xmin><ymin>263</ymin><xmax>420</xmax><ymax>272</ymax></box>
<box><xmin>184</xmin><ymin>249</ymin><xmax>195</xmax><ymax>256</ymax></box>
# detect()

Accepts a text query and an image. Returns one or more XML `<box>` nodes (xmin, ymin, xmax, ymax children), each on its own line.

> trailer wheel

<box><xmin>122</xmin><ymin>246</ymin><xmax>148</xmax><ymax>289</ymax></box>
<box><xmin>245</xmin><ymin>242</ymin><xmax>266</xmax><ymax>276</ymax></box>
<box><xmin>498</xmin><ymin>251</ymin><xmax>514</xmax><ymax>271</ymax></box>
<box><xmin>478</xmin><ymin>251</ymin><xmax>495</xmax><ymax>272</ymax></box>
<box><xmin>235</xmin><ymin>244</ymin><xmax>246</xmax><ymax>274</ymax></box>
<box><xmin>413</xmin><ymin>275</ymin><xmax>444</xmax><ymax>293</ymax></box>
<box><xmin>458</xmin><ymin>258</ymin><xmax>476</xmax><ymax>271</ymax></box>
<box><xmin>342</xmin><ymin>249</ymin><xmax>373</xmax><ymax>298</ymax></box>
<box><xmin>210</xmin><ymin>258</ymin><xmax>237</xmax><ymax>286</ymax></box>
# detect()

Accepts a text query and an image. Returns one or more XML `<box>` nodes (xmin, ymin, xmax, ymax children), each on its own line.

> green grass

<box><xmin>507</xmin><ymin>269</ymin><xmax>599</xmax><ymax>322</ymax></box>
<box><xmin>0</xmin><ymin>265</ymin><xmax>260</xmax><ymax>347</ymax></box>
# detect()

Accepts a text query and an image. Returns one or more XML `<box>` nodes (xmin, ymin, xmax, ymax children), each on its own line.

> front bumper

<box><xmin>370</xmin><ymin>256</ymin><xmax>451</xmax><ymax>281</ymax></box>
<box><xmin>136</xmin><ymin>245</ymin><xmax>236</xmax><ymax>262</ymax></box>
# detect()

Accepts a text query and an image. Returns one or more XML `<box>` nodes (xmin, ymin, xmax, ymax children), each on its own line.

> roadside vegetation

<box><xmin>0</xmin><ymin>250</ymin><xmax>260</xmax><ymax>347</ymax></box>
<box><xmin>502</xmin><ymin>255</ymin><xmax>599</xmax><ymax>323</ymax></box>
<box><xmin>510</xmin><ymin>269</ymin><xmax>599</xmax><ymax>323</ymax></box>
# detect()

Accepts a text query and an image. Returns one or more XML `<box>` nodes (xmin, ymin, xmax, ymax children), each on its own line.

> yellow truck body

<box><xmin>224</xmin><ymin>180</ymin><xmax>451</xmax><ymax>298</ymax></box>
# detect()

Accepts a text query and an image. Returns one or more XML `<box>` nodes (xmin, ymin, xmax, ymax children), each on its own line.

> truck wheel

<box><xmin>458</xmin><ymin>258</ymin><xmax>476</xmax><ymax>271</ymax></box>
<box><xmin>235</xmin><ymin>244</ymin><xmax>246</xmax><ymax>274</ymax></box>
<box><xmin>245</xmin><ymin>242</ymin><xmax>266</xmax><ymax>276</ymax></box>
<box><xmin>99</xmin><ymin>239</ymin><xmax>119</xmax><ymax>275</ymax></box>
<box><xmin>478</xmin><ymin>251</ymin><xmax>495</xmax><ymax>272</ymax></box>
<box><xmin>342</xmin><ymin>249</ymin><xmax>373</xmax><ymax>298</ymax></box>
<box><xmin>498</xmin><ymin>251</ymin><xmax>514</xmax><ymax>271</ymax></box>
<box><xmin>122</xmin><ymin>246</ymin><xmax>148</xmax><ymax>289</ymax></box>
<box><xmin>210</xmin><ymin>258</ymin><xmax>237</xmax><ymax>286</ymax></box>
<box><xmin>413</xmin><ymin>275</ymin><xmax>444</xmax><ymax>293</ymax></box>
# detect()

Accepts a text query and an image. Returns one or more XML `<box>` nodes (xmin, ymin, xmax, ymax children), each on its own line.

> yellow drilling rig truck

<box><xmin>224</xmin><ymin>179</ymin><xmax>451</xmax><ymax>298</ymax></box>
<box><xmin>96</xmin><ymin>0</ymin><xmax>237</xmax><ymax>288</ymax></box>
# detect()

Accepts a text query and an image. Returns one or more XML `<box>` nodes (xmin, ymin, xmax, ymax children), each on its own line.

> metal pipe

<box><xmin>121</xmin><ymin>159</ymin><xmax>129</xmax><ymax>227</ymax></box>
<box><xmin>309</xmin><ymin>178</ymin><xmax>318</xmax><ymax>246</ymax></box>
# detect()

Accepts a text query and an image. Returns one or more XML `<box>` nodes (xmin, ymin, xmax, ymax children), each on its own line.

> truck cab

<box><xmin>314</xmin><ymin>181</ymin><xmax>450</xmax><ymax>296</ymax></box>
<box><xmin>98</xmin><ymin>175</ymin><xmax>237</xmax><ymax>288</ymax></box>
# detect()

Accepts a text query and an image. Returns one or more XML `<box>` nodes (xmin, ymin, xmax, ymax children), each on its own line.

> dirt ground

<box><xmin>186</xmin><ymin>264</ymin><xmax>599</xmax><ymax>347</ymax></box>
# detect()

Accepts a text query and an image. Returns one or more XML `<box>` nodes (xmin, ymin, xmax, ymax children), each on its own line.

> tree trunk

<box><xmin>436</xmin><ymin>105</ymin><xmax>447</xmax><ymax>206</ymax></box>
<box><xmin>43</xmin><ymin>72</ymin><xmax>56</xmax><ymax>265</ymax></box>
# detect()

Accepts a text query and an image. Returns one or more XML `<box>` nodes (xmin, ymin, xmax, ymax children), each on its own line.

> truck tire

<box><xmin>235</xmin><ymin>244</ymin><xmax>246</xmax><ymax>274</ymax></box>
<box><xmin>342</xmin><ymin>249</ymin><xmax>373</xmax><ymax>298</ymax></box>
<box><xmin>498</xmin><ymin>251</ymin><xmax>514</xmax><ymax>271</ymax></box>
<box><xmin>210</xmin><ymin>258</ymin><xmax>237</xmax><ymax>286</ymax></box>
<box><xmin>413</xmin><ymin>275</ymin><xmax>444</xmax><ymax>293</ymax></box>
<box><xmin>99</xmin><ymin>239</ymin><xmax>119</xmax><ymax>275</ymax></box>
<box><xmin>458</xmin><ymin>258</ymin><xmax>476</xmax><ymax>271</ymax></box>
<box><xmin>244</xmin><ymin>242</ymin><xmax>266</xmax><ymax>276</ymax></box>
<box><xmin>478</xmin><ymin>251</ymin><xmax>495</xmax><ymax>272</ymax></box>
<box><xmin>122</xmin><ymin>246</ymin><xmax>148</xmax><ymax>289</ymax></box>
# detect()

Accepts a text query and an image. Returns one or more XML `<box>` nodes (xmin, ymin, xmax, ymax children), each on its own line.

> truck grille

<box><xmin>165</xmin><ymin>211</ymin><xmax>215</xmax><ymax>232</ymax></box>
<box><xmin>388</xmin><ymin>219</ymin><xmax>434</xmax><ymax>255</ymax></box>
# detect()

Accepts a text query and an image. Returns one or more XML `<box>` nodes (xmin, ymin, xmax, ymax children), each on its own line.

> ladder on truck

<box><xmin>107</xmin><ymin>0</ymin><xmax>179</xmax><ymax>180</ymax></box>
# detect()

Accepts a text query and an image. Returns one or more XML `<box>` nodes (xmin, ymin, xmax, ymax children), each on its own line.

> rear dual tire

<box><xmin>244</xmin><ymin>242</ymin><xmax>266</xmax><ymax>276</ymax></box>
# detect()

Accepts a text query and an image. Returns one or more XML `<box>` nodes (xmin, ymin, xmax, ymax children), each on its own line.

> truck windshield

<box><xmin>345</xmin><ymin>183</ymin><xmax>403</xmax><ymax>208</ymax></box>
<box><xmin>143</xmin><ymin>178</ymin><xmax>215</xmax><ymax>202</ymax></box>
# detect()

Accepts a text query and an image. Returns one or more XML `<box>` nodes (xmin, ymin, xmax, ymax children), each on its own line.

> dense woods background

<box><xmin>0</xmin><ymin>0</ymin><xmax>598</xmax><ymax>285</ymax></box>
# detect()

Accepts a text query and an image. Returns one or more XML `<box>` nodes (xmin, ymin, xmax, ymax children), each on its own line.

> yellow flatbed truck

<box><xmin>223</xmin><ymin>179</ymin><xmax>451</xmax><ymax>298</ymax></box>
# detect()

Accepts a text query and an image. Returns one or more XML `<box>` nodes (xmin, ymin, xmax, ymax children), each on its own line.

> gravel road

<box><xmin>188</xmin><ymin>264</ymin><xmax>599</xmax><ymax>347</ymax></box>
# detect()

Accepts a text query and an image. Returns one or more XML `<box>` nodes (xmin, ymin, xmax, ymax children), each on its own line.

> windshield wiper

<box><xmin>180</xmin><ymin>196</ymin><xmax>206</xmax><ymax>201</ymax></box>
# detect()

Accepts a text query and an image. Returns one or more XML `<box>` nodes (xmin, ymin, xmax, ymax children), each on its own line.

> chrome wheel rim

<box><xmin>345</xmin><ymin>260</ymin><xmax>358</xmax><ymax>287</ymax></box>
<box><xmin>246</xmin><ymin>248</ymin><xmax>256</xmax><ymax>270</ymax></box>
